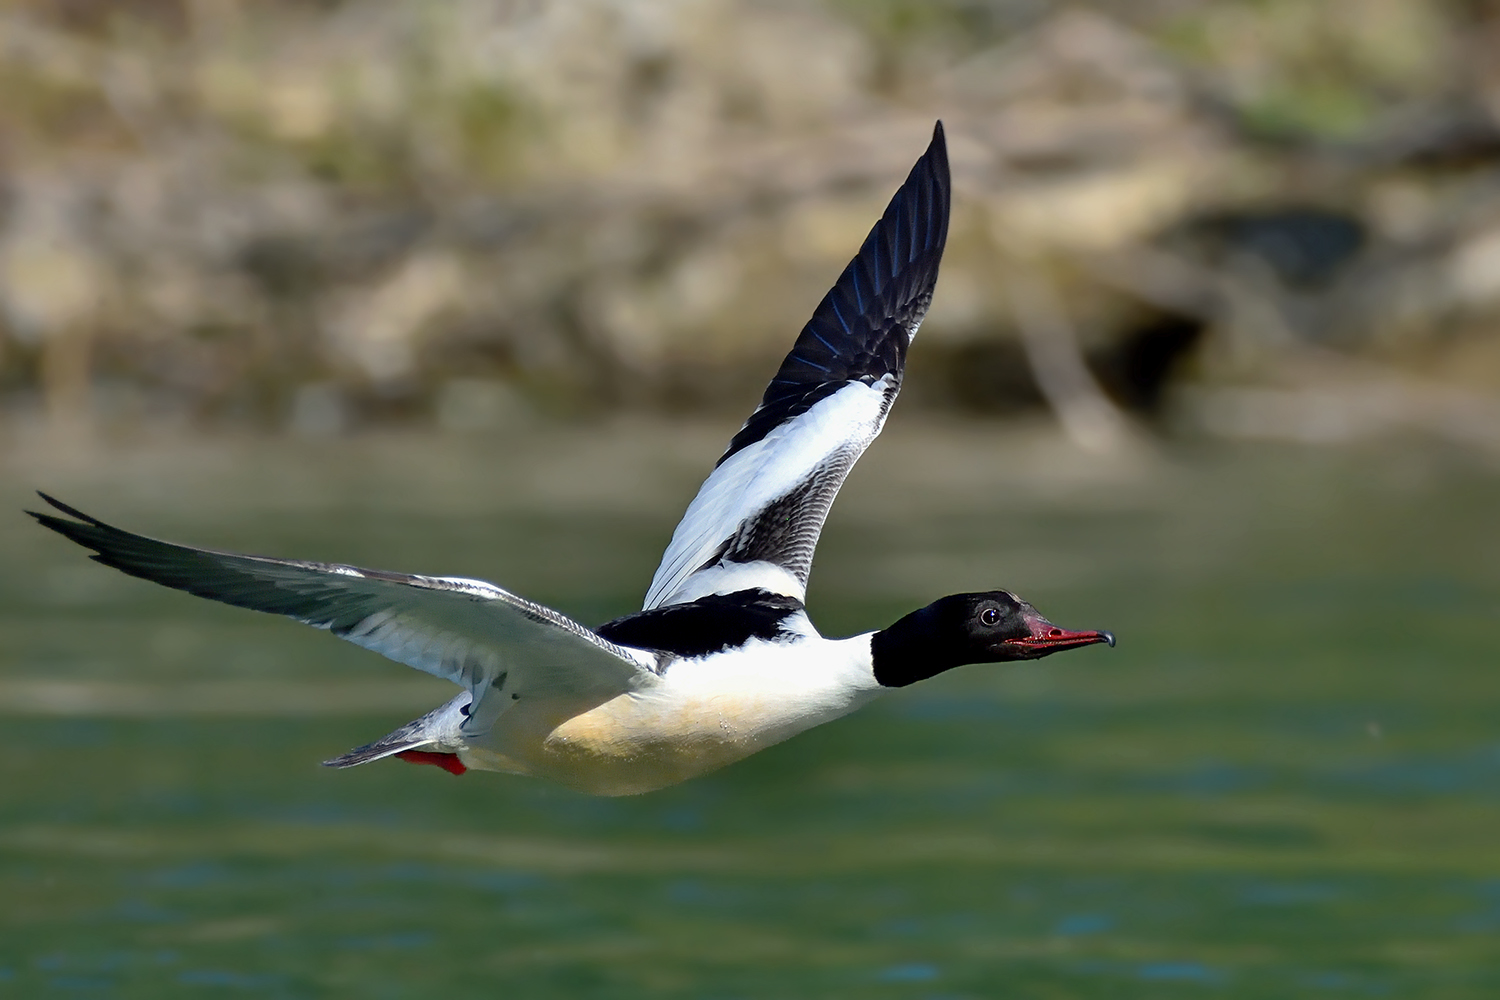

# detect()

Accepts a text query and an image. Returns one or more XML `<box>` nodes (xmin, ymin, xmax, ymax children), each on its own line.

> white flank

<box><xmin>466</xmin><ymin>625</ymin><xmax>886</xmax><ymax>795</ymax></box>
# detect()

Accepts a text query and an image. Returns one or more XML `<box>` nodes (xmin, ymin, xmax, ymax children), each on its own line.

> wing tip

<box><xmin>29</xmin><ymin>498</ymin><xmax>94</xmax><ymax>543</ymax></box>
<box><xmin>929</xmin><ymin>119</ymin><xmax>948</xmax><ymax>167</ymax></box>
<box><xmin>26</xmin><ymin>494</ymin><xmax>129</xmax><ymax>559</ymax></box>
<box><xmin>917</xmin><ymin>118</ymin><xmax>952</xmax><ymax>223</ymax></box>
<box><xmin>27</xmin><ymin>492</ymin><xmax>68</xmax><ymax>524</ymax></box>
<box><xmin>27</xmin><ymin>492</ymin><xmax>113</xmax><ymax>540</ymax></box>
<box><xmin>30</xmin><ymin>491</ymin><xmax>95</xmax><ymax>523</ymax></box>
<box><xmin>869</xmin><ymin>119</ymin><xmax>951</xmax><ymax>276</ymax></box>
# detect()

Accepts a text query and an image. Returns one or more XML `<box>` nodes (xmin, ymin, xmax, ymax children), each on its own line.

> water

<box><xmin>2</xmin><ymin>420</ymin><xmax>1498</xmax><ymax>998</ymax></box>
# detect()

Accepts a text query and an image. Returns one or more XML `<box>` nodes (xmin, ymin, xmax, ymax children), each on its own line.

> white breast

<box><xmin>465</xmin><ymin>632</ymin><xmax>884</xmax><ymax>795</ymax></box>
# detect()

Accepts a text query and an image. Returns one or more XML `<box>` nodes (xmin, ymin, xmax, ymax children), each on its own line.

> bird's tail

<box><xmin>322</xmin><ymin>691</ymin><xmax>469</xmax><ymax>769</ymax></box>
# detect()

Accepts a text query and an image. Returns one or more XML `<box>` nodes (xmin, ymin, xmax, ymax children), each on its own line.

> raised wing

<box><xmin>28</xmin><ymin>493</ymin><xmax>655</xmax><ymax>734</ymax></box>
<box><xmin>643</xmin><ymin>121</ymin><xmax>951</xmax><ymax>610</ymax></box>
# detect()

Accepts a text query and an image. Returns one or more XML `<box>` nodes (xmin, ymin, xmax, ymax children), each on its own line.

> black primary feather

<box><xmin>718</xmin><ymin>121</ymin><xmax>951</xmax><ymax>465</ymax></box>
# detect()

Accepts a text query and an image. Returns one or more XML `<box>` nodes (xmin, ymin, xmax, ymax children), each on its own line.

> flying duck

<box><xmin>30</xmin><ymin>122</ymin><xmax>1113</xmax><ymax>796</ymax></box>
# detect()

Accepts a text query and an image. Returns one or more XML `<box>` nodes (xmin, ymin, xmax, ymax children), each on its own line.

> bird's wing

<box><xmin>643</xmin><ymin>121</ymin><xmax>951</xmax><ymax>610</ymax></box>
<box><xmin>29</xmin><ymin>493</ymin><xmax>655</xmax><ymax>734</ymax></box>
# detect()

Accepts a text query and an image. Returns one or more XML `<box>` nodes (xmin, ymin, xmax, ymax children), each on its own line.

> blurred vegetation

<box><xmin>2</xmin><ymin>0</ymin><xmax>1500</xmax><ymax>451</ymax></box>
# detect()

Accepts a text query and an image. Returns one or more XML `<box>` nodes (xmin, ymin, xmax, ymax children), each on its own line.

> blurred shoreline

<box><xmin>2</xmin><ymin>1</ymin><xmax>1500</xmax><ymax>454</ymax></box>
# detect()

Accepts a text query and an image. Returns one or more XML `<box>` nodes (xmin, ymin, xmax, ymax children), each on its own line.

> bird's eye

<box><xmin>979</xmin><ymin>607</ymin><xmax>1001</xmax><ymax>626</ymax></box>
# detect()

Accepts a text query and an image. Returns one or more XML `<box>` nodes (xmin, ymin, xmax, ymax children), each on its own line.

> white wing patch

<box><xmin>644</xmin><ymin>376</ymin><xmax>895</xmax><ymax>609</ymax></box>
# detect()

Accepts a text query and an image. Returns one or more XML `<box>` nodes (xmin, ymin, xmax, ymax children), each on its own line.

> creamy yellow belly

<box><xmin>461</xmin><ymin>685</ymin><xmax>868</xmax><ymax>796</ymax></box>
<box><xmin>454</xmin><ymin>633</ymin><xmax>882</xmax><ymax>795</ymax></box>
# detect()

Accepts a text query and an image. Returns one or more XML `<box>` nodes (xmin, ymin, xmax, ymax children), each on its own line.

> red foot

<box><xmin>395</xmin><ymin>749</ymin><xmax>468</xmax><ymax>776</ymax></box>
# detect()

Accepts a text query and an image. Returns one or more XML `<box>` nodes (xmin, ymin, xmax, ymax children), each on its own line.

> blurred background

<box><xmin>3</xmin><ymin>2</ymin><xmax>1500</xmax><ymax>997</ymax></box>
<box><xmin>2</xmin><ymin>0</ymin><xmax>1500</xmax><ymax>445</ymax></box>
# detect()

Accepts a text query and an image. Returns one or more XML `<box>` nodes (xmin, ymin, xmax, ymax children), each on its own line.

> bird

<box><xmin>29</xmin><ymin>122</ymin><xmax>1113</xmax><ymax>796</ymax></box>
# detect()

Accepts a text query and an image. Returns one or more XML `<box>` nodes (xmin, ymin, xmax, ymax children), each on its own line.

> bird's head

<box><xmin>871</xmin><ymin>591</ymin><xmax>1113</xmax><ymax>687</ymax></box>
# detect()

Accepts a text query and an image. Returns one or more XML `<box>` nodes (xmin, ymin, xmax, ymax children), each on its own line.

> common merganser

<box><xmin>30</xmin><ymin>122</ymin><xmax>1113</xmax><ymax>796</ymax></box>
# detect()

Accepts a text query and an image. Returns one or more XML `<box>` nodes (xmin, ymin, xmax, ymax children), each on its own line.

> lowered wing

<box><xmin>643</xmin><ymin>121</ymin><xmax>951</xmax><ymax>610</ymax></box>
<box><xmin>28</xmin><ymin>493</ymin><xmax>655</xmax><ymax>735</ymax></box>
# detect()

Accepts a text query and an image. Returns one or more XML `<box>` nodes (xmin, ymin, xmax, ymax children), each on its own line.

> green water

<box><xmin>1</xmin><ymin>422</ymin><xmax>1498</xmax><ymax>998</ymax></box>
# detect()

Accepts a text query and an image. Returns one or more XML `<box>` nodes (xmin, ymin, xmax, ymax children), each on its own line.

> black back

<box><xmin>598</xmin><ymin>589</ymin><xmax>804</xmax><ymax>658</ymax></box>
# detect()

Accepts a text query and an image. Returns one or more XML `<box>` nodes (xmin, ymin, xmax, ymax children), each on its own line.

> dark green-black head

<box><xmin>871</xmin><ymin>590</ymin><xmax>1113</xmax><ymax>688</ymax></box>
